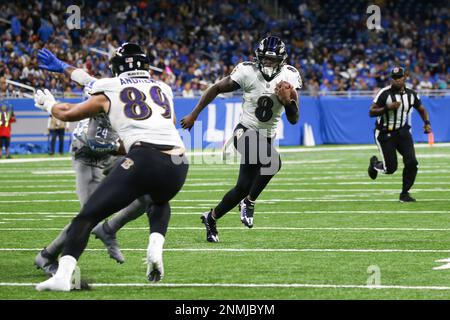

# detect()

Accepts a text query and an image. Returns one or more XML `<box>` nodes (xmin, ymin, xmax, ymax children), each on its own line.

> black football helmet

<box><xmin>109</xmin><ymin>43</ymin><xmax>150</xmax><ymax>76</ymax></box>
<box><xmin>255</xmin><ymin>36</ymin><xmax>288</xmax><ymax>80</ymax></box>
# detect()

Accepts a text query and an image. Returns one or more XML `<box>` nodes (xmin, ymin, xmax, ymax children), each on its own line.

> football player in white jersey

<box><xmin>33</xmin><ymin>43</ymin><xmax>188</xmax><ymax>291</ymax></box>
<box><xmin>33</xmin><ymin>49</ymin><xmax>153</xmax><ymax>275</ymax></box>
<box><xmin>181</xmin><ymin>36</ymin><xmax>301</xmax><ymax>242</ymax></box>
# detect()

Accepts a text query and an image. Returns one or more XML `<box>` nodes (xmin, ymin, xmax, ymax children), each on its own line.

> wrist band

<box><xmin>424</xmin><ymin>120</ymin><xmax>430</xmax><ymax>125</ymax></box>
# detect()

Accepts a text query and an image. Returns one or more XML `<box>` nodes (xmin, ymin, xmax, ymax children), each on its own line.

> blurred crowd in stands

<box><xmin>0</xmin><ymin>0</ymin><xmax>448</xmax><ymax>97</ymax></box>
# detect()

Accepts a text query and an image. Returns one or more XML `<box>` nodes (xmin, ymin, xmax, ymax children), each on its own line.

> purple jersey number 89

<box><xmin>120</xmin><ymin>86</ymin><xmax>171</xmax><ymax>120</ymax></box>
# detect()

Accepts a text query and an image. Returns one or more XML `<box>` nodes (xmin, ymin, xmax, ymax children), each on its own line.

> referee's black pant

<box><xmin>374</xmin><ymin>125</ymin><xmax>418</xmax><ymax>195</ymax></box>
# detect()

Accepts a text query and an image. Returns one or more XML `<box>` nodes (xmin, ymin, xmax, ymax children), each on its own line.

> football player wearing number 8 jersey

<box><xmin>181</xmin><ymin>36</ymin><xmax>302</xmax><ymax>242</ymax></box>
<box><xmin>34</xmin><ymin>43</ymin><xmax>188</xmax><ymax>291</ymax></box>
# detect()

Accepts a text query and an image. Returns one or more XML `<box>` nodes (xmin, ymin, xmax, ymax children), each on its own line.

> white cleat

<box><xmin>239</xmin><ymin>199</ymin><xmax>254</xmax><ymax>229</ymax></box>
<box><xmin>146</xmin><ymin>233</ymin><xmax>165</xmax><ymax>282</ymax></box>
<box><xmin>36</xmin><ymin>276</ymin><xmax>71</xmax><ymax>292</ymax></box>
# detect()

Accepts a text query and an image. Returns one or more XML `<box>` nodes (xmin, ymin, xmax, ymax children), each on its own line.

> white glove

<box><xmin>34</xmin><ymin>89</ymin><xmax>57</xmax><ymax>114</ymax></box>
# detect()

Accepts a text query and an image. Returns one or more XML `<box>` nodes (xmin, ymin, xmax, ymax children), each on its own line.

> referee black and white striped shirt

<box><xmin>372</xmin><ymin>85</ymin><xmax>422</xmax><ymax>132</ymax></box>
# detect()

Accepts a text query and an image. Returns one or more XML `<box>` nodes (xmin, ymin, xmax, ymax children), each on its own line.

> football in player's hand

<box><xmin>275</xmin><ymin>81</ymin><xmax>297</xmax><ymax>104</ymax></box>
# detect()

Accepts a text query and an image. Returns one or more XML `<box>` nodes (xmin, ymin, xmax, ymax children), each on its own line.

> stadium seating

<box><xmin>0</xmin><ymin>0</ymin><xmax>448</xmax><ymax>97</ymax></box>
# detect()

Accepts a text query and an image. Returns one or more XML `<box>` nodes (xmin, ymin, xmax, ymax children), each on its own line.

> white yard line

<box><xmin>0</xmin><ymin>200</ymin><xmax>79</xmax><ymax>203</ymax></box>
<box><xmin>184</xmin><ymin>182</ymin><xmax>450</xmax><ymax>186</ymax></box>
<box><xmin>0</xmin><ymin>191</ymin><xmax>75</xmax><ymax>196</ymax></box>
<box><xmin>0</xmin><ymin>180</ymin><xmax>75</xmax><ymax>183</ymax></box>
<box><xmin>0</xmin><ymin>157</ymin><xmax>71</xmax><ymax>164</ymax></box>
<box><xmin>281</xmin><ymin>159</ymin><xmax>342</xmax><ymax>164</ymax></box>
<box><xmin>1</xmin><ymin>226</ymin><xmax>449</xmax><ymax>232</ymax></box>
<box><xmin>1</xmin><ymin>188</ymin><xmax>449</xmax><ymax>197</ymax></box>
<box><xmin>1</xmin><ymin>248</ymin><xmax>449</xmax><ymax>253</ymax></box>
<box><xmin>1</xmin><ymin>198</ymin><xmax>449</xmax><ymax>203</ymax></box>
<box><xmin>1</xmin><ymin>174</ymin><xmax>448</xmax><ymax>180</ymax></box>
<box><xmin>1</xmin><ymin>282</ymin><xmax>450</xmax><ymax>291</ymax></box>
<box><xmin>1</xmin><ymin>185</ymin><xmax>74</xmax><ymax>189</ymax></box>
<box><xmin>290</xmin><ymin>198</ymin><xmax>450</xmax><ymax>202</ymax></box>
<box><xmin>31</xmin><ymin>170</ymin><xmax>75</xmax><ymax>175</ymax></box>
<box><xmin>0</xmin><ymin>210</ymin><xmax>448</xmax><ymax>216</ymax></box>
<box><xmin>3</xmin><ymin>179</ymin><xmax>449</xmax><ymax>185</ymax></box>
<box><xmin>0</xmin><ymin>143</ymin><xmax>448</xmax><ymax>164</ymax></box>
<box><xmin>0</xmin><ymin>218</ymin><xmax>53</xmax><ymax>221</ymax></box>
<box><xmin>0</xmin><ymin>212</ymin><xmax>78</xmax><ymax>215</ymax></box>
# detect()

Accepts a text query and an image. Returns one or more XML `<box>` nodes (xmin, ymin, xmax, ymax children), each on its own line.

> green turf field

<box><xmin>0</xmin><ymin>144</ymin><xmax>449</xmax><ymax>300</ymax></box>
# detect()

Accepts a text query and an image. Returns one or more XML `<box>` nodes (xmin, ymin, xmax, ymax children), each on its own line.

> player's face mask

<box><xmin>260</xmin><ymin>56</ymin><xmax>284</xmax><ymax>78</ymax></box>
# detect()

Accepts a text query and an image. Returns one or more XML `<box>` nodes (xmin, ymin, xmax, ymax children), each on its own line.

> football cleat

<box><xmin>146</xmin><ymin>233</ymin><xmax>164</xmax><ymax>282</ymax></box>
<box><xmin>239</xmin><ymin>198</ymin><xmax>255</xmax><ymax>228</ymax></box>
<box><xmin>399</xmin><ymin>193</ymin><xmax>416</xmax><ymax>202</ymax></box>
<box><xmin>35</xmin><ymin>276</ymin><xmax>71</xmax><ymax>292</ymax></box>
<box><xmin>92</xmin><ymin>222</ymin><xmax>125</xmax><ymax>264</ymax></box>
<box><xmin>201</xmin><ymin>210</ymin><xmax>219</xmax><ymax>242</ymax></box>
<box><xmin>368</xmin><ymin>155</ymin><xmax>378</xmax><ymax>180</ymax></box>
<box><xmin>34</xmin><ymin>248</ymin><xmax>58</xmax><ymax>277</ymax></box>
<box><xmin>146</xmin><ymin>260</ymin><xmax>164</xmax><ymax>283</ymax></box>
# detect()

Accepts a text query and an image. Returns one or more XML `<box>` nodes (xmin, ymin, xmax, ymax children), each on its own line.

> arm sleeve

<box><xmin>71</xmin><ymin>68</ymin><xmax>97</xmax><ymax>86</ymax></box>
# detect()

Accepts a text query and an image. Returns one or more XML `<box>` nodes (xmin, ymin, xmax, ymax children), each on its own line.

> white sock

<box><xmin>148</xmin><ymin>233</ymin><xmax>165</xmax><ymax>261</ymax></box>
<box><xmin>54</xmin><ymin>255</ymin><xmax>77</xmax><ymax>280</ymax></box>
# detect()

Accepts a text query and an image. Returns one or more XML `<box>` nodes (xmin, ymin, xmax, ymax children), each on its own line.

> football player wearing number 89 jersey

<box><xmin>181</xmin><ymin>36</ymin><xmax>301</xmax><ymax>242</ymax></box>
<box><xmin>34</xmin><ymin>43</ymin><xmax>188</xmax><ymax>291</ymax></box>
<box><xmin>33</xmin><ymin>48</ymin><xmax>154</xmax><ymax>276</ymax></box>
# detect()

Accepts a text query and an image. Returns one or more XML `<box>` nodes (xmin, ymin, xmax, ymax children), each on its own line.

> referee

<box><xmin>367</xmin><ymin>67</ymin><xmax>431</xmax><ymax>202</ymax></box>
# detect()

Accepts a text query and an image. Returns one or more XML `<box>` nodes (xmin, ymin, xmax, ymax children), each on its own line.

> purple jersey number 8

<box><xmin>120</xmin><ymin>86</ymin><xmax>171</xmax><ymax>120</ymax></box>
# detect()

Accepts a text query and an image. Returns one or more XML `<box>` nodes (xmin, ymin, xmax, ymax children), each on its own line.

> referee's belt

<box><xmin>376</xmin><ymin>125</ymin><xmax>410</xmax><ymax>133</ymax></box>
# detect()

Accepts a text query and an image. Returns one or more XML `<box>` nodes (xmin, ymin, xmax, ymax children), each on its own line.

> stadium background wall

<box><xmin>4</xmin><ymin>96</ymin><xmax>450</xmax><ymax>154</ymax></box>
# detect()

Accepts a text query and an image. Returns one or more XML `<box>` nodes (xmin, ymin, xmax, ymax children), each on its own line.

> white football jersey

<box><xmin>230</xmin><ymin>62</ymin><xmax>302</xmax><ymax>137</ymax></box>
<box><xmin>91</xmin><ymin>73</ymin><xmax>184</xmax><ymax>152</ymax></box>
